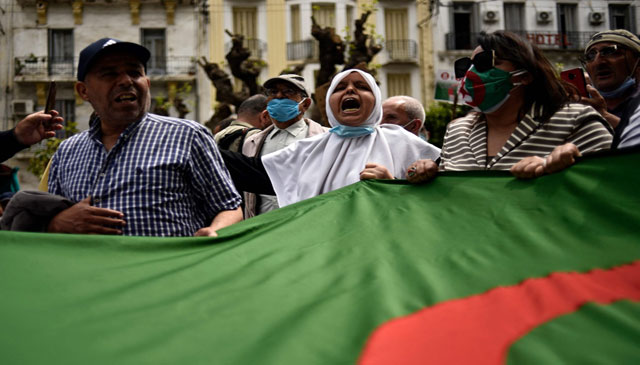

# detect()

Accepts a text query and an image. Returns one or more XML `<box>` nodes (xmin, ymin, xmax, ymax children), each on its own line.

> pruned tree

<box><xmin>311</xmin><ymin>16</ymin><xmax>346</xmax><ymax>87</ymax></box>
<box><xmin>225</xmin><ymin>29</ymin><xmax>264</xmax><ymax>96</ymax></box>
<box><xmin>198</xmin><ymin>57</ymin><xmax>247</xmax><ymax>108</ymax></box>
<box><xmin>343</xmin><ymin>10</ymin><xmax>382</xmax><ymax>72</ymax></box>
<box><xmin>174</xmin><ymin>97</ymin><xmax>190</xmax><ymax>119</ymax></box>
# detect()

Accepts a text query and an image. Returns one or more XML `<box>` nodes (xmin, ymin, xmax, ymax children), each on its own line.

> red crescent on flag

<box><xmin>463</xmin><ymin>71</ymin><xmax>485</xmax><ymax>107</ymax></box>
<box><xmin>358</xmin><ymin>260</ymin><xmax>640</xmax><ymax>365</ymax></box>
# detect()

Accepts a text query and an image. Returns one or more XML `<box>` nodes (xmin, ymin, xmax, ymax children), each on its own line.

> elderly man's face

<box><xmin>381</xmin><ymin>98</ymin><xmax>410</xmax><ymax>126</ymax></box>
<box><xmin>381</xmin><ymin>97</ymin><xmax>421</xmax><ymax>135</ymax></box>
<box><xmin>76</xmin><ymin>51</ymin><xmax>150</xmax><ymax>126</ymax></box>
<box><xmin>264</xmin><ymin>81</ymin><xmax>308</xmax><ymax>126</ymax></box>
<box><xmin>585</xmin><ymin>42</ymin><xmax>637</xmax><ymax>93</ymax></box>
<box><xmin>265</xmin><ymin>82</ymin><xmax>305</xmax><ymax>103</ymax></box>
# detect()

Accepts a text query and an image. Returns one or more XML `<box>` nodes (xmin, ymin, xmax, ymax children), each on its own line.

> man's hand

<box><xmin>14</xmin><ymin>111</ymin><xmax>64</xmax><ymax>146</ymax></box>
<box><xmin>47</xmin><ymin>196</ymin><xmax>126</xmax><ymax>234</ymax></box>
<box><xmin>580</xmin><ymin>85</ymin><xmax>620</xmax><ymax>128</ymax></box>
<box><xmin>406</xmin><ymin>159</ymin><xmax>439</xmax><ymax>183</ymax></box>
<box><xmin>511</xmin><ymin>143</ymin><xmax>581</xmax><ymax>179</ymax></box>
<box><xmin>360</xmin><ymin>163</ymin><xmax>393</xmax><ymax>180</ymax></box>
<box><xmin>194</xmin><ymin>207</ymin><xmax>243</xmax><ymax>237</ymax></box>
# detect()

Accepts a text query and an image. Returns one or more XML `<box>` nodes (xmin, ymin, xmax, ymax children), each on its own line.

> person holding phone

<box><xmin>581</xmin><ymin>30</ymin><xmax>640</xmax><ymax>147</ymax></box>
<box><xmin>1</xmin><ymin>111</ymin><xmax>64</xmax><ymax>163</ymax></box>
<box><xmin>581</xmin><ymin>30</ymin><xmax>640</xmax><ymax>126</ymax></box>
<box><xmin>406</xmin><ymin>31</ymin><xmax>613</xmax><ymax>182</ymax></box>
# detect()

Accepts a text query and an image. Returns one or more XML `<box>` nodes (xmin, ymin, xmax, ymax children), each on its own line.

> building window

<box><xmin>557</xmin><ymin>3</ymin><xmax>577</xmax><ymax>49</ymax></box>
<box><xmin>387</xmin><ymin>73</ymin><xmax>411</xmax><ymax>97</ymax></box>
<box><xmin>232</xmin><ymin>7</ymin><xmax>260</xmax><ymax>57</ymax></box>
<box><xmin>451</xmin><ymin>2</ymin><xmax>477</xmax><ymax>50</ymax></box>
<box><xmin>312</xmin><ymin>3</ymin><xmax>335</xmax><ymax>28</ymax></box>
<box><xmin>385</xmin><ymin>9</ymin><xmax>408</xmax><ymax>41</ymax></box>
<box><xmin>503</xmin><ymin>3</ymin><xmax>524</xmax><ymax>31</ymax></box>
<box><xmin>610</xmin><ymin>4</ymin><xmax>635</xmax><ymax>33</ymax></box>
<box><xmin>54</xmin><ymin>100</ymin><xmax>75</xmax><ymax>138</ymax></box>
<box><xmin>142</xmin><ymin>29</ymin><xmax>166</xmax><ymax>75</ymax></box>
<box><xmin>48</xmin><ymin>29</ymin><xmax>73</xmax><ymax>76</ymax></box>
<box><xmin>385</xmin><ymin>8</ymin><xmax>414</xmax><ymax>60</ymax></box>
<box><xmin>291</xmin><ymin>5</ymin><xmax>301</xmax><ymax>42</ymax></box>
<box><xmin>346</xmin><ymin>5</ymin><xmax>354</xmax><ymax>30</ymax></box>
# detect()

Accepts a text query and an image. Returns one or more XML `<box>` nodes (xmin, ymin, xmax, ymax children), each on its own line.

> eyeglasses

<box><xmin>265</xmin><ymin>87</ymin><xmax>299</xmax><ymax>98</ymax></box>
<box><xmin>583</xmin><ymin>45</ymin><xmax>623</xmax><ymax>63</ymax></box>
<box><xmin>454</xmin><ymin>50</ymin><xmax>495</xmax><ymax>78</ymax></box>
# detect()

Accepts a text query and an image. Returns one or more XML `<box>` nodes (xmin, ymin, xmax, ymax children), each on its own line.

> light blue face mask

<box><xmin>329</xmin><ymin>125</ymin><xmax>375</xmax><ymax>138</ymax></box>
<box><xmin>598</xmin><ymin>77</ymin><xmax>636</xmax><ymax>99</ymax></box>
<box><xmin>267</xmin><ymin>98</ymin><xmax>304</xmax><ymax>122</ymax></box>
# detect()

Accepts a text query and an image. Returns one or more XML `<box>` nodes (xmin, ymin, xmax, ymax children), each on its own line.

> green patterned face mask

<box><xmin>460</xmin><ymin>66</ymin><xmax>526</xmax><ymax>113</ymax></box>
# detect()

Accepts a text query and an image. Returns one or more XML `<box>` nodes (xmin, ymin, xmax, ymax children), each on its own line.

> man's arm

<box><xmin>194</xmin><ymin>207</ymin><xmax>243</xmax><ymax>237</ymax></box>
<box><xmin>219</xmin><ymin>149</ymin><xmax>275</xmax><ymax>194</ymax></box>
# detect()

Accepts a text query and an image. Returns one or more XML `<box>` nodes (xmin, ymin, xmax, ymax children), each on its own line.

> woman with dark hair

<box><xmin>408</xmin><ymin>31</ymin><xmax>613</xmax><ymax>181</ymax></box>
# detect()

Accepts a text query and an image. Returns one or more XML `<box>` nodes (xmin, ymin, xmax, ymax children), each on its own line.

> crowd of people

<box><xmin>1</xmin><ymin>29</ymin><xmax>638</xmax><ymax>236</ymax></box>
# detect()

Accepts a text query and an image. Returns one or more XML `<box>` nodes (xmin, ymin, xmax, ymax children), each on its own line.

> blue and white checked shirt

<box><xmin>48</xmin><ymin>113</ymin><xmax>242</xmax><ymax>236</ymax></box>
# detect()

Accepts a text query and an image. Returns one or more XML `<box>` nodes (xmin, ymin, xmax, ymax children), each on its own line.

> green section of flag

<box><xmin>1</xmin><ymin>151</ymin><xmax>638</xmax><ymax>364</ymax></box>
<box><xmin>508</xmin><ymin>300</ymin><xmax>640</xmax><ymax>364</ymax></box>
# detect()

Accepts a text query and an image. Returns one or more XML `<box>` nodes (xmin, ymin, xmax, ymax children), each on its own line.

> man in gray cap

<box><xmin>46</xmin><ymin>38</ymin><xmax>242</xmax><ymax>236</ymax></box>
<box><xmin>581</xmin><ymin>29</ymin><xmax>640</xmax><ymax>131</ymax></box>
<box><xmin>241</xmin><ymin>74</ymin><xmax>327</xmax><ymax>218</ymax></box>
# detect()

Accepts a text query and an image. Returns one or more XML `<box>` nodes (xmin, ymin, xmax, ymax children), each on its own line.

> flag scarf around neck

<box><xmin>1</xmin><ymin>150</ymin><xmax>639</xmax><ymax>365</ymax></box>
<box><xmin>262</xmin><ymin>69</ymin><xmax>440</xmax><ymax>207</ymax></box>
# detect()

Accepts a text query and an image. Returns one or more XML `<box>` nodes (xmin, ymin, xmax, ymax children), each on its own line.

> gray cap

<box><xmin>263</xmin><ymin>74</ymin><xmax>309</xmax><ymax>97</ymax></box>
<box><xmin>585</xmin><ymin>29</ymin><xmax>640</xmax><ymax>54</ymax></box>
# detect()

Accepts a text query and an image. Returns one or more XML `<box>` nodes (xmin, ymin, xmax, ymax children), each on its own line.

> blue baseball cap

<box><xmin>77</xmin><ymin>38</ymin><xmax>150</xmax><ymax>81</ymax></box>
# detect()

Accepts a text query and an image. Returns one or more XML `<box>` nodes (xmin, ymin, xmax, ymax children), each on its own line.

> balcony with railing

<box><xmin>384</xmin><ymin>39</ymin><xmax>418</xmax><ymax>62</ymax></box>
<box><xmin>14</xmin><ymin>56</ymin><xmax>196</xmax><ymax>80</ymax></box>
<box><xmin>444</xmin><ymin>31</ymin><xmax>600</xmax><ymax>51</ymax></box>
<box><xmin>224</xmin><ymin>39</ymin><xmax>267</xmax><ymax>59</ymax></box>
<box><xmin>286</xmin><ymin>40</ymin><xmax>319</xmax><ymax>61</ymax></box>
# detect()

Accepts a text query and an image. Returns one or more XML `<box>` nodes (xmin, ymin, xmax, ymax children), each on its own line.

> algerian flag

<box><xmin>1</xmin><ymin>150</ymin><xmax>638</xmax><ymax>364</ymax></box>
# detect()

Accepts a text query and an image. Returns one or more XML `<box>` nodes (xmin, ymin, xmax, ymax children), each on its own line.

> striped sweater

<box><xmin>440</xmin><ymin>103</ymin><xmax>613</xmax><ymax>171</ymax></box>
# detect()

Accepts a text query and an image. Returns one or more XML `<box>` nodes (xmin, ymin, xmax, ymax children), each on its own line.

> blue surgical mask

<box><xmin>598</xmin><ymin>77</ymin><xmax>636</xmax><ymax>99</ymax></box>
<box><xmin>267</xmin><ymin>98</ymin><xmax>304</xmax><ymax>122</ymax></box>
<box><xmin>329</xmin><ymin>125</ymin><xmax>375</xmax><ymax>138</ymax></box>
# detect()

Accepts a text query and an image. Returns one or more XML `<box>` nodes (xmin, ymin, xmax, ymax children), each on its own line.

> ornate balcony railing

<box><xmin>224</xmin><ymin>39</ymin><xmax>267</xmax><ymax>59</ymax></box>
<box><xmin>14</xmin><ymin>56</ymin><xmax>196</xmax><ymax>77</ymax></box>
<box><xmin>384</xmin><ymin>39</ymin><xmax>418</xmax><ymax>62</ymax></box>
<box><xmin>286</xmin><ymin>39</ymin><xmax>319</xmax><ymax>61</ymax></box>
<box><xmin>445</xmin><ymin>31</ymin><xmax>602</xmax><ymax>51</ymax></box>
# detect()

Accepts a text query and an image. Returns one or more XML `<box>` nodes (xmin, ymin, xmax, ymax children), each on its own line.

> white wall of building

<box><xmin>432</xmin><ymin>0</ymin><xmax>639</xmax><ymax>98</ymax></box>
<box><xmin>7</xmin><ymin>2</ymin><xmax>204</xmax><ymax>132</ymax></box>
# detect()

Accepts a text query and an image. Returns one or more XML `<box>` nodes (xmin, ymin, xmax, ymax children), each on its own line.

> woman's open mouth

<box><xmin>341</xmin><ymin>98</ymin><xmax>361</xmax><ymax>113</ymax></box>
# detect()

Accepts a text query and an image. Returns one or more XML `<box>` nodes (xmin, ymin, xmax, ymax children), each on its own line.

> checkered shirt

<box><xmin>48</xmin><ymin>113</ymin><xmax>242</xmax><ymax>236</ymax></box>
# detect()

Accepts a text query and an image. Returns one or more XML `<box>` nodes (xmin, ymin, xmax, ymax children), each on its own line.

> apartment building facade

<box><xmin>208</xmin><ymin>0</ymin><xmax>434</xmax><ymax>107</ymax></box>
<box><xmin>1</xmin><ymin>0</ymin><xmax>209</xmax><ymax>133</ymax></box>
<box><xmin>431</xmin><ymin>0</ymin><xmax>640</xmax><ymax>101</ymax></box>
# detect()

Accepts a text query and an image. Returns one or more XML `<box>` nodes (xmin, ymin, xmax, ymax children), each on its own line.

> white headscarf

<box><xmin>262</xmin><ymin>69</ymin><xmax>441</xmax><ymax>207</ymax></box>
<box><xmin>325</xmin><ymin>69</ymin><xmax>382</xmax><ymax>128</ymax></box>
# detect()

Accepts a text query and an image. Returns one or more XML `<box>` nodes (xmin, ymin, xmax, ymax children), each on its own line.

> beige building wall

<box><xmin>417</xmin><ymin>0</ymin><xmax>434</xmax><ymax>106</ymax></box>
<box><xmin>208</xmin><ymin>1</ymin><xmax>434</xmax><ymax>109</ymax></box>
<box><xmin>266</xmin><ymin>0</ymin><xmax>288</xmax><ymax>78</ymax></box>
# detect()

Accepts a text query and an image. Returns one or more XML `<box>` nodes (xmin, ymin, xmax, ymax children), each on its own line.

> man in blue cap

<box><xmin>47</xmin><ymin>38</ymin><xmax>242</xmax><ymax>236</ymax></box>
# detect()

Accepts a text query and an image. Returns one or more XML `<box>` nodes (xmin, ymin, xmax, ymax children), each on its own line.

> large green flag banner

<box><xmin>1</xmin><ymin>151</ymin><xmax>638</xmax><ymax>364</ymax></box>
